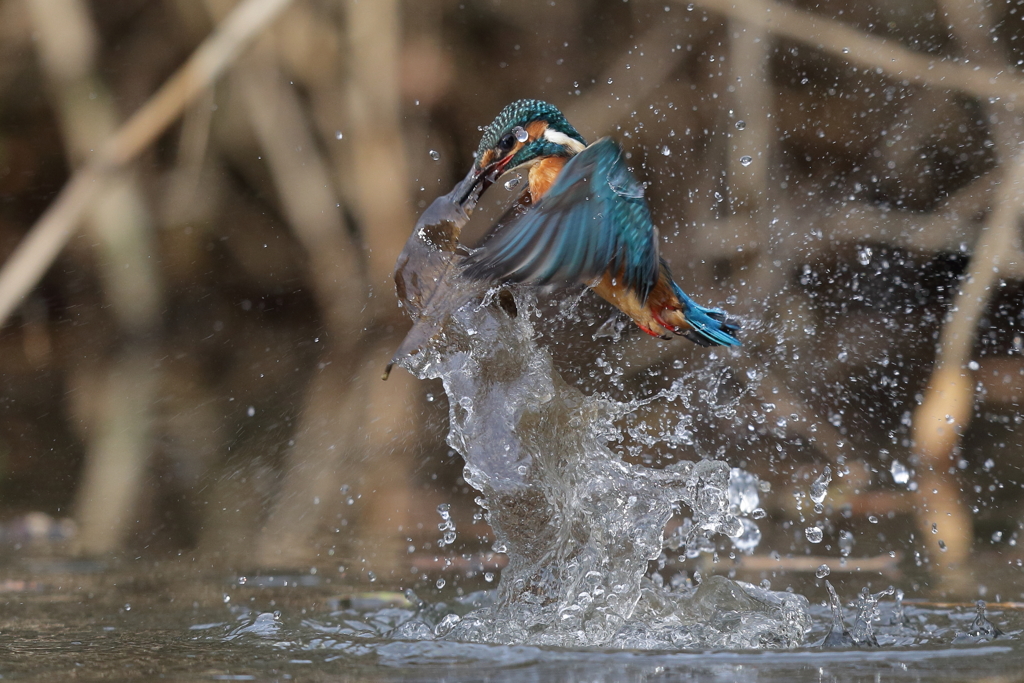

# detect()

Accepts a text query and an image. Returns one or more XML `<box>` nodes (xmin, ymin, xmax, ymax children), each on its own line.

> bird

<box><xmin>453</xmin><ymin>99</ymin><xmax>740</xmax><ymax>347</ymax></box>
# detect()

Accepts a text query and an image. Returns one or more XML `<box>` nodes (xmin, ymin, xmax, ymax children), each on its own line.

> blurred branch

<box><xmin>164</xmin><ymin>86</ymin><xmax>217</xmax><ymax>215</ymax></box>
<box><xmin>907</xmin><ymin>0</ymin><xmax>1023</xmax><ymax>577</ymax></box>
<box><xmin>27</xmin><ymin>0</ymin><xmax>165</xmax><ymax>554</ymax></box>
<box><xmin>0</xmin><ymin>0</ymin><xmax>31</xmax><ymax>99</ymax></box>
<box><xmin>236</xmin><ymin>47</ymin><xmax>364</xmax><ymax>345</ymax></box>
<box><xmin>911</xmin><ymin>152</ymin><xmax>1024</xmax><ymax>446</ymax></box>
<box><xmin>25</xmin><ymin>0</ymin><xmax>162</xmax><ymax>334</ymax></box>
<box><xmin>0</xmin><ymin>0</ymin><xmax>294</xmax><ymax>328</ymax></box>
<box><xmin>691</xmin><ymin>0</ymin><xmax>1024</xmax><ymax>104</ymax></box>
<box><xmin>343</xmin><ymin>0</ymin><xmax>414</xmax><ymax>308</ymax></box>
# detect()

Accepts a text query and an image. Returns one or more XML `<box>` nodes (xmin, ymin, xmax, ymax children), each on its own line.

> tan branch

<box><xmin>0</xmin><ymin>0</ymin><xmax>294</xmax><ymax>328</ymax></box>
<box><xmin>236</xmin><ymin>49</ymin><xmax>365</xmax><ymax>341</ymax></box>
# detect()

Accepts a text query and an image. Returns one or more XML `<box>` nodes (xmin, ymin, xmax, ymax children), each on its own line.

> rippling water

<box><xmin>0</xmin><ymin>559</ymin><xmax>1021</xmax><ymax>682</ymax></box>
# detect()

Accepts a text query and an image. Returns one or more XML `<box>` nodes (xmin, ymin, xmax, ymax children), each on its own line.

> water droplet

<box><xmin>433</xmin><ymin>612</ymin><xmax>460</xmax><ymax>637</ymax></box>
<box><xmin>857</xmin><ymin>246</ymin><xmax>872</xmax><ymax>265</ymax></box>
<box><xmin>868</xmin><ymin>515</ymin><xmax>879</xmax><ymax>524</ymax></box>
<box><xmin>504</xmin><ymin>176</ymin><xmax>521</xmax><ymax>191</ymax></box>
<box><xmin>816</xmin><ymin>564</ymin><xmax>831</xmax><ymax>578</ymax></box>
<box><xmin>731</xmin><ymin>517</ymin><xmax>762</xmax><ymax>553</ymax></box>
<box><xmin>436</xmin><ymin>577</ymin><xmax>446</xmax><ymax>589</ymax></box>
<box><xmin>728</xmin><ymin>468</ymin><xmax>760</xmax><ymax>513</ymax></box>
<box><xmin>839</xmin><ymin>530</ymin><xmax>855</xmax><ymax>556</ymax></box>
<box><xmin>938</xmin><ymin>540</ymin><xmax>948</xmax><ymax>552</ymax></box>
<box><xmin>890</xmin><ymin>459</ymin><xmax>910</xmax><ymax>485</ymax></box>
<box><xmin>661</xmin><ymin>145</ymin><xmax>672</xmax><ymax>156</ymax></box>
<box><xmin>740</xmin><ymin>155</ymin><xmax>753</xmax><ymax>167</ymax></box>
<box><xmin>514</xmin><ymin>126</ymin><xmax>529</xmax><ymax>143</ymax></box>
<box><xmin>429</xmin><ymin>150</ymin><xmax>440</xmax><ymax>161</ymax></box>
<box><xmin>810</xmin><ymin>465</ymin><xmax>832</xmax><ymax>505</ymax></box>
<box><xmin>805</xmin><ymin>526</ymin><xmax>824</xmax><ymax>543</ymax></box>
<box><xmin>247</xmin><ymin>406</ymin><xmax>255</xmax><ymax>417</ymax></box>
<box><xmin>334</xmin><ymin>131</ymin><xmax>343</xmax><ymax>140</ymax></box>
<box><xmin>735</xmin><ymin>120</ymin><xmax>746</xmax><ymax>130</ymax></box>
<box><xmin>968</xmin><ymin>360</ymin><xmax>980</xmax><ymax>371</ymax></box>
<box><xmin>842</xmin><ymin>47</ymin><xmax>850</xmax><ymax>54</ymax></box>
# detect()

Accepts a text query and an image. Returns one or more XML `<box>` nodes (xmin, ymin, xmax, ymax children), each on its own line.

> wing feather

<box><xmin>462</xmin><ymin>138</ymin><xmax>660</xmax><ymax>300</ymax></box>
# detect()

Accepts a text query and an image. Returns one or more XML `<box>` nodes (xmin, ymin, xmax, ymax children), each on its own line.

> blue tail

<box><xmin>671</xmin><ymin>281</ymin><xmax>741</xmax><ymax>347</ymax></box>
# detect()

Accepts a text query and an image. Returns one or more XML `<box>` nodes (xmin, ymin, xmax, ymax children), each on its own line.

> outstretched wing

<box><xmin>462</xmin><ymin>137</ymin><xmax>661</xmax><ymax>302</ymax></box>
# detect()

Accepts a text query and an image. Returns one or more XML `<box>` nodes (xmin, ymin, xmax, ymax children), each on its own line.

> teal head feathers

<box><xmin>456</xmin><ymin>99</ymin><xmax>586</xmax><ymax>205</ymax></box>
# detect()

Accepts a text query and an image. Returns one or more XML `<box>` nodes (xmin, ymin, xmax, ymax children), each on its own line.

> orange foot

<box><xmin>651</xmin><ymin>307</ymin><xmax>685</xmax><ymax>337</ymax></box>
<box><xmin>637</xmin><ymin>320</ymin><xmax>673</xmax><ymax>340</ymax></box>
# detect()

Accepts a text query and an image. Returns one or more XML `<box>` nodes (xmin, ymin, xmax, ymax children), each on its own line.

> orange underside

<box><xmin>524</xmin><ymin>153</ymin><xmax>687</xmax><ymax>338</ymax></box>
<box><xmin>591</xmin><ymin>270</ymin><xmax>689</xmax><ymax>338</ymax></box>
<box><xmin>528</xmin><ymin>155</ymin><xmax>567</xmax><ymax>200</ymax></box>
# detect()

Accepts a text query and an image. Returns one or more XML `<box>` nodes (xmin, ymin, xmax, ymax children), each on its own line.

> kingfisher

<box><xmin>451</xmin><ymin>99</ymin><xmax>740</xmax><ymax>346</ymax></box>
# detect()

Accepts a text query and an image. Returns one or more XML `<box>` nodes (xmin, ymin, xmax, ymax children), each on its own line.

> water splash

<box><xmin>953</xmin><ymin>601</ymin><xmax>1005</xmax><ymax>644</ymax></box>
<box><xmin>821</xmin><ymin>581</ymin><xmax>855</xmax><ymax>648</ymax></box>
<box><xmin>821</xmin><ymin>582</ymin><xmax>899</xmax><ymax>648</ymax></box>
<box><xmin>388</xmin><ymin>192</ymin><xmax>809</xmax><ymax>648</ymax></box>
<box><xmin>850</xmin><ymin>586</ymin><xmax>895</xmax><ymax>646</ymax></box>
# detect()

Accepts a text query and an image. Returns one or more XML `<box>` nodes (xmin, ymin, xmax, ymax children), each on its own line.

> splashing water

<box><xmin>953</xmin><ymin>601</ymin><xmax>1006</xmax><ymax>644</ymax></box>
<box><xmin>821</xmin><ymin>581</ymin><xmax>901</xmax><ymax>648</ymax></box>
<box><xmin>850</xmin><ymin>585</ymin><xmax>895</xmax><ymax>647</ymax></box>
<box><xmin>388</xmin><ymin>190</ymin><xmax>810</xmax><ymax>648</ymax></box>
<box><xmin>822</xmin><ymin>581</ymin><xmax>855</xmax><ymax>648</ymax></box>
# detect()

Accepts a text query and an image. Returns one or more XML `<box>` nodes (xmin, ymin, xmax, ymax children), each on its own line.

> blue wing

<box><xmin>462</xmin><ymin>138</ymin><xmax>661</xmax><ymax>302</ymax></box>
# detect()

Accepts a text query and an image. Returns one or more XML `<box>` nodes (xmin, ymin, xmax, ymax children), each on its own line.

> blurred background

<box><xmin>0</xmin><ymin>0</ymin><xmax>1021</xmax><ymax>594</ymax></box>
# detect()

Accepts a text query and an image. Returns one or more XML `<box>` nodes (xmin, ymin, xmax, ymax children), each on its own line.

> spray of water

<box><xmin>388</xmin><ymin>190</ymin><xmax>810</xmax><ymax>647</ymax></box>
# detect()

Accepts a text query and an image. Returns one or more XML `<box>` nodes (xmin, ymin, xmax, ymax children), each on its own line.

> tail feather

<box><xmin>670</xmin><ymin>282</ymin><xmax>741</xmax><ymax>347</ymax></box>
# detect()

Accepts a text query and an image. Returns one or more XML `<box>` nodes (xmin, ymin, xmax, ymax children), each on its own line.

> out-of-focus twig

<box><xmin>25</xmin><ymin>0</ymin><xmax>162</xmax><ymax>335</ymax></box>
<box><xmin>0</xmin><ymin>1</ymin><xmax>31</xmax><ymax>99</ymax></box>
<box><xmin>236</xmin><ymin>50</ymin><xmax>363</xmax><ymax>338</ymax></box>
<box><xmin>234</xmin><ymin>47</ymin><xmax>372</xmax><ymax>566</ymax></box>
<box><xmin>0</xmin><ymin>0</ymin><xmax>294</xmax><ymax>328</ymax></box>
<box><xmin>908</xmin><ymin>0</ymin><xmax>1023</xmax><ymax>577</ymax></box>
<box><xmin>343</xmin><ymin>0</ymin><xmax>414</xmax><ymax>307</ymax></box>
<box><xmin>26</xmin><ymin>0</ymin><xmax>164</xmax><ymax>555</ymax></box>
<box><xmin>164</xmin><ymin>86</ymin><xmax>217</xmax><ymax>219</ymax></box>
<box><xmin>690</xmin><ymin>0</ymin><xmax>1024</xmax><ymax>104</ymax></box>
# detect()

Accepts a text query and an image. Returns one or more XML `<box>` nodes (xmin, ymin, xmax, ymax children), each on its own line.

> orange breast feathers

<box><xmin>528</xmin><ymin>156</ymin><xmax>568</xmax><ymax>200</ymax></box>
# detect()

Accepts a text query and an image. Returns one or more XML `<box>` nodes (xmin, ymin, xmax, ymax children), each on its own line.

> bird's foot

<box><xmin>652</xmin><ymin>307</ymin><xmax>686</xmax><ymax>337</ymax></box>
<box><xmin>637</xmin><ymin>322</ymin><xmax>672</xmax><ymax>340</ymax></box>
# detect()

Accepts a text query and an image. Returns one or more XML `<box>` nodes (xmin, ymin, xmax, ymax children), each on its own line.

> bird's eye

<box><xmin>497</xmin><ymin>133</ymin><xmax>516</xmax><ymax>153</ymax></box>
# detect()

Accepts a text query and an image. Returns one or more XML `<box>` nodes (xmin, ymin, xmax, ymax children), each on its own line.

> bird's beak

<box><xmin>454</xmin><ymin>157</ymin><xmax>510</xmax><ymax>209</ymax></box>
<box><xmin>453</xmin><ymin>164</ymin><xmax>486</xmax><ymax>209</ymax></box>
